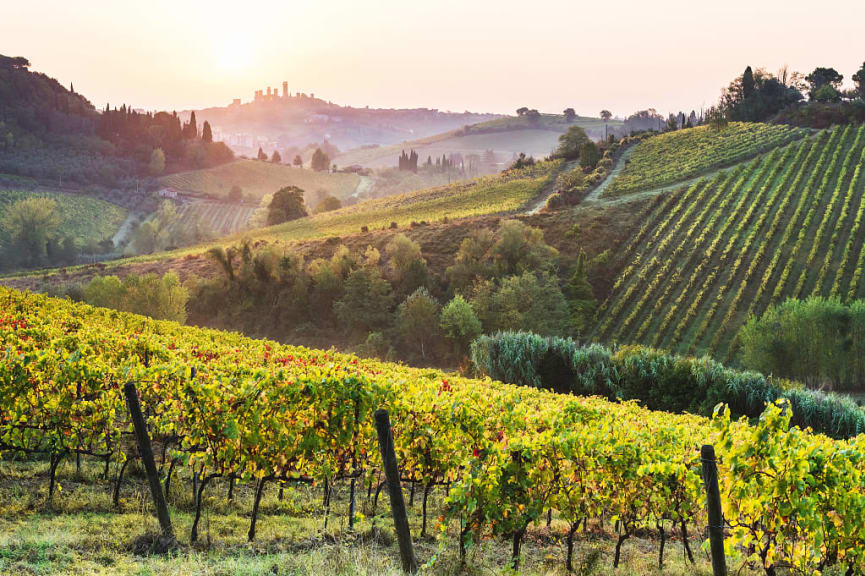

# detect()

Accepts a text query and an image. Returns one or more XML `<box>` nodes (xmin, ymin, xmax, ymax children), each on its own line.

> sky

<box><xmin>3</xmin><ymin>0</ymin><xmax>864</xmax><ymax>117</ymax></box>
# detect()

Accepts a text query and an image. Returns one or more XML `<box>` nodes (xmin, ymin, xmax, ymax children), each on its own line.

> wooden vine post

<box><xmin>701</xmin><ymin>444</ymin><xmax>727</xmax><ymax>576</ymax></box>
<box><xmin>123</xmin><ymin>382</ymin><xmax>175</xmax><ymax>546</ymax></box>
<box><xmin>374</xmin><ymin>409</ymin><xmax>418</xmax><ymax>573</ymax></box>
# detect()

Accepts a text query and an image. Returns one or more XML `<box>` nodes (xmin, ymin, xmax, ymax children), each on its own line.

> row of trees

<box><xmin>100</xmin><ymin>106</ymin><xmax>234</xmax><ymax>175</ymax></box>
<box><xmin>183</xmin><ymin>220</ymin><xmax>599</xmax><ymax>367</ymax></box>
<box><xmin>719</xmin><ymin>63</ymin><xmax>865</xmax><ymax>124</ymax></box>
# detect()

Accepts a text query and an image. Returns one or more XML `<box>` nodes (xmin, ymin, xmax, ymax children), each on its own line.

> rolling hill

<box><xmin>334</xmin><ymin>113</ymin><xmax>623</xmax><ymax>171</ymax></box>
<box><xmin>0</xmin><ymin>189</ymin><xmax>127</xmax><ymax>248</ymax></box>
<box><xmin>603</xmin><ymin>122</ymin><xmax>805</xmax><ymax>197</ymax></box>
<box><xmin>159</xmin><ymin>159</ymin><xmax>361</xmax><ymax>201</ymax></box>
<box><xmin>188</xmin><ymin>93</ymin><xmax>500</xmax><ymax>154</ymax></box>
<box><xmin>594</xmin><ymin>125</ymin><xmax>865</xmax><ymax>362</ymax></box>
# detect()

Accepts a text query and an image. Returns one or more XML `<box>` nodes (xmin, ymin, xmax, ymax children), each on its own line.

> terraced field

<box><xmin>594</xmin><ymin>126</ymin><xmax>865</xmax><ymax>361</ymax></box>
<box><xmin>174</xmin><ymin>201</ymin><xmax>256</xmax><ymax>236</ymax></box>
<box><xmin>0</xmin><ymin>189</ymin><xmax>127</xmax><ymax>247</ymax></box>
<box><xmin>603</xmin><ymin>122</ymin><xmax>805</xmax><ymax>197</ymax></box>
<box><xmin>160</xmin><ymin>159</ymin><xmax>360</xmax><ymax>201</ymax></box>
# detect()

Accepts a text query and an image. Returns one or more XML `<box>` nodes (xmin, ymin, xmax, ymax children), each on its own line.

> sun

<box><xmin>211</xmin><ymin>40</ymin><xmax>255</xmax><ymax>74</ymax></box>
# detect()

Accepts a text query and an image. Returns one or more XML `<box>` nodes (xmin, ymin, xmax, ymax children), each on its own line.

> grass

<box><xmin>0</xmin><ymin>189</ymin><xmax>127</xmax><ymax>247</ymax></box>
<box><xmin>603</xmin><ymin>122</ymin><xmax>805</xmax><ymax>197</ymax></box>
<box><xmin>0</xmin><ymin>459</ymin><xmax>746</xmax><ymax>576</ymax></box>
<box><xmin>160</xmin><ymin>160</ymin><xmax>361</xmax><ymax>201</ymax></box>
<box><xmin>172</xmin><ymin>202</ymin><xmax>258</xmax><ymax>237</ymax></box>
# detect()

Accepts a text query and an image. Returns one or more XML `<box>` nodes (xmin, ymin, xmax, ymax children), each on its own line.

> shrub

<box><xmin>471</xmin><ymin>332</ymin><xmax>865</xmax><ymax>438</ymax></box>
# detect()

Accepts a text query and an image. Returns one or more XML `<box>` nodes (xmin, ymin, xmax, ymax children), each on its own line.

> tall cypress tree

<box><xmin>202</xmin><ymin>121</ymin><xmax>213</xmax><ymax>143</ymax></box>
<box><xmin>742</xmin><ymin>66</ymin><xmax>755</xmax><ymax>100</ymax></box>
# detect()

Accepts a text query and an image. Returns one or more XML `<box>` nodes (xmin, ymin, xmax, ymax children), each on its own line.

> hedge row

<box><xmin>470</xmin><ymin>331</ymin><xmax>865</xmax><ymax>439</ymax></box>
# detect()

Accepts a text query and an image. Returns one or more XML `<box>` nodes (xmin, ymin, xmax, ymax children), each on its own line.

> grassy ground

<box><xmin>160</xmin><ymin>160</ymin><xmax>360</xmax><ymax>202</ymax></box>
<box><xmin>0</xmin><ymin>459</ymin><xmax>745</xmax><ymax>576</ymax></box>
<box><xmin>0</xmin><ymin>189</ymin><xmax>127</xmax><ymax>248</ymax></box>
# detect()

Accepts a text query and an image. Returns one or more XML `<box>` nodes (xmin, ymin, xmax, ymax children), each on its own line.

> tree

<box><xmin>202</xmin><ymin>120</ymin><xmax>213</xmax><ymax>143</ymax></box>
<box><xmin>183</xmin><ymin>111</ymin><xmax>198</xmax><ymax>139</ymax></box>
<box><xmin>1</xmin><ymin>197</ymin><xmax>61</xmax><ymax>268</ymax></box>
<box><xmin>853</xmin><ymin>62</ymin><xmax>865</xmax><ymax>101</ymax></box>
<box><xmin>526</xmin><ymin>109</ymin><xmax>542</xmax><ymax>123</ymax></box>
<box><xmin>311</xmin><ymin>148</ymin><xmax>330</xmax><ymax>171</ymax></box>
<box><xmin>578</xmin><ymin>141</ymin><xmax>601</xmax><ymax>170</ymax></box>
<box><xmin>470</xmin><ymin>271</ymin><xmax>570</xmax><ymax>336</ymax></box>
<box><xmin>719</xmin><ymin>67</ymin><xmax>803</xmax><ymax>122</ymax></box>
<box><xmin>564</xmin><ymin>250</ymin><xmax>596</xmax><ymax>334</ymax></box>
<box><xmin>666</xmin><ymin>113</ymin><xmax>679</xmax><ymax>131</ymax></box>
<box><xmin>600</xmin><ymin>110</ymin><xmax>613</xmax><ymax>121</ymax></box>
<box><xmin>257</xmin><ymin>147</ymin><xmax>268</xmax><ymax>161</ymax></box>
<box><xmin>130</xmin><ymin>219</ymin><xmax>160</xmax><ymax>255</ymax></box>
<box><xmin>491</xmin><ymin>220</ymin><xmax>558</xmax><ymax>277</ymax></box>
<box><xmin>516</xmin><ymin>107</ymin><xmax>530</xmax><ymax>116</ymax></box>
<box><xmin>705</xmin><ymin>106</ymin><xmax>728</xmax><ymax>130</ymax></box>
<box><xmin>742</xmin><ymin>66</ymin><xmax>755</xmax><ymax>99</ymax></box>
<box><xmin>84</xmin><ymin>272</ymin><xmax>188</xmax><ymax>322</ymax></box>
<box><xmin>813</xmin><ymin>84</ymin><xmax>842</xmax><ymax>103</ymax></box>
<box><xmin>314</xmin><ymin>194</ymin><xmax>342</xmax><ymax>213</ymax></box>
<box><xmin>555</xmin><ymin>125</ymin><xmax>590</xmax><ymax>159</ymax></box>
<box><xmin>228</xmin><ymin>185</ymin><xmax>243</xmax><ymax>203</ymax></box>
<box><xmin>148</xmin><ymin>148</ymin><xmax>166</xmax><ymax>176</ymax></box>
<box><xmin>805</xmin><ymin>67</ymin><xmax>844</xmax><ymax>100</ymax></box>
<box><xmin>509</xmin><ymin>152</ymin><xmax>535</xmax><ymax>170</ymax></box>
<box><xmin>333</xmin><ymin>266</ymin><xmax>394</xmax><ymax>335</ymax></box>
<box><xmin>267</xmin><ymin>185</ymin><xmax>308</xmax><ymax>225</ymax></box>
<box><xmin>440</xmin><ymin>295</ymin><xmax>482</xmax><ymax>358</ymax></box>
<box><xmin>271</xmin><ymin>150</ymin><xmax>282</xmax><ymax>163</ymax></box>
<box><xmin>446</xmin><ymin>228</ymin><xmax>496</xmax><ymax>294</ymax></box>
<box><xmin>293</xmin><ymin>154</ymin><xmax>303</xmax><ymax>168</ymax></box>
<box><xmin>563</xmin><ymin>108</ymin><xmax>576</xmax><ymax>122</ymax></box>
<box><xmin>397</xmin><ymin>288</ymin><xmax>440</xmax><ymax>360</ymax></box>
<box><xmin>385</xmin><ymin>234</ymin><xmax>429</xmax><ymax>296</ymax></box>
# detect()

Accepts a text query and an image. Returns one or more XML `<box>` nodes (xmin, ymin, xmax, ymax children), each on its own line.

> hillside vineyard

<box><xmin>1</xmin><ymin>286</ymin><xmax>865</xmax><ymax>572</ymax></box>
<box><xmin>596</xmin><ymin>126</ymin><xmax>865</xmax><ymax>360</ymax></box>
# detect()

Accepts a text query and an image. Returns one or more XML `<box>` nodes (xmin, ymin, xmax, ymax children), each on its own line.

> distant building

<box><xmin>157</xmin><ymin>187</ymin><xmax>180</xmax><ymax>200</ymax></box>
<box><xmin>231</xmin><ymin>98</ymin><xmax>241</xmax><ymax>106</ymax></box>
<box><xmin>282</xmin><ymin>81</ymin><xmax>288</xmax><ymax>98</ymax></box>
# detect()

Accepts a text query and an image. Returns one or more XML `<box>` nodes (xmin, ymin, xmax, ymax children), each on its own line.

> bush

<box><xmin>471</xmin><ymin>332</ymin><xmax>865</xmax><ymax>438</ymax></box>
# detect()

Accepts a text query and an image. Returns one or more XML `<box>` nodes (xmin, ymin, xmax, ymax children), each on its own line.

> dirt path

<box><xmin>349</xmin><ymin>175</ymin><xmax>374</xmax><ymax>200</ymax></box>
<box><xmin>111</xmin><ymin>212</ymin><xmax>139</xmax><ymax>248</ymax></box>
<box><xmin>585</xmin><ymin>165</ymin><xmax>733</xmax><ymax>208</ymax></box>
<box><xmin>526</xmin><ymin>160</ymin><xmax>579</xmax><ymax>214</ymax></box>
<box><xmin>583</xmin><ymin>145</ymin><xmax>635</xmax><ymax>202</ymax></box>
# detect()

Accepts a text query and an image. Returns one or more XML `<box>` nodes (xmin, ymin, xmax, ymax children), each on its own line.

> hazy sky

<box><xmin>3</xmin><ymin>0</ymin><xmax>864</xmax><ymax>117</ymax></box>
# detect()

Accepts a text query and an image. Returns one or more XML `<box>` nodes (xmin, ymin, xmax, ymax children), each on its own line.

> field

<box><xmin>238</xmin><ymin>160</ymin><xmax>560</xmax><ymax>243</ymax></box>
<box><xmin>603</xmin><ymin>122</ymin><xmax>805</xmax><ymax>197</ymax></box>
<box><xmin>173</xmin><ymin>201</ymin><xmax>257</xmax><ymax>237</ymax></box>
<box><xmin>0</xmin><ymin>189</ymin><xmax>127</xmax><ymax>247</ymax></box>
<box><xmin>160</xmin><ymin>159</ymin><xmax>361</xmax><ymax>201</ymax></box>
<box><xmin>335</xmin><ymin>114</ymin><xmax>622</xmax><ymax>170</ymax></box>
<box><xmin>335</xmin><ymin>129</ymin><xmax>565</xmax><ymax>171</ymax></box>
<box><xmin>0</xmin><ymin>160</ymin><xmax>563</xmax><ymax>278</ymax></box>
<box><xmin>594</xmin><ymin>125</ymin><xmax>865</xmax><ymax>361</ymax></box>
<box><xmin>1</xmin><ymin>286</ymin><xmax>863</xmax><ymax>575</ymax></box>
